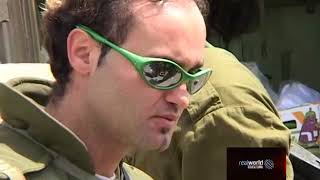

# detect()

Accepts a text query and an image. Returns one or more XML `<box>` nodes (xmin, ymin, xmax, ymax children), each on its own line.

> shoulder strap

<box><xmin>0</xmin><ymin>159</ymin><xmax>25</xmax><ymax>180</ymax></box>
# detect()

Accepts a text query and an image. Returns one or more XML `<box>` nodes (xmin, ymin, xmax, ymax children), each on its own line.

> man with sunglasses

<box><xmin>128</xmin><ymin>45</ymin><xmax>295</xmax><ymax>180</ymax></box>
<box><xmin>0</xmin><ymin>0</ymin><xmax>210</xmax><ymax>179</ymax></box>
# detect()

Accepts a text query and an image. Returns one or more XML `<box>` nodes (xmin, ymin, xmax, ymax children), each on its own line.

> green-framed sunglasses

<box><xmin>76</xmin><ymin>24</ymin><xmax>212</xmax><ymax>94</ymax></box>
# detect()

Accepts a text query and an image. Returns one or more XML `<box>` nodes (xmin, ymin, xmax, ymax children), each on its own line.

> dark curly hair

<box><xmin>43</xmin><ymin>0</ymin><xmax>209</xmax><ymax>102</ymax></box>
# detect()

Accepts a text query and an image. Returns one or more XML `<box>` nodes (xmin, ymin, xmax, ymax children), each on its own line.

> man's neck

<box><xmin>86</xmin><ymin>135</ymin><xmax>127</xmax><ymax>177</ymax></box>
<box><xmin>46</xmin><ymin>93</ymin><xmax>127</xmax><ymax>177</ymax></box>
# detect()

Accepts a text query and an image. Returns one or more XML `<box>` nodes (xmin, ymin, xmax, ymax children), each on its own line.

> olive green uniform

<box><xmin>0</xmin><ymin>78</ymin><xmax>152</xmax><ymax>180</ymax></box>
<box><xmin>127</xmin><ymin>47</ymin><xmax>294</xmax><ymax>180</ymax></box>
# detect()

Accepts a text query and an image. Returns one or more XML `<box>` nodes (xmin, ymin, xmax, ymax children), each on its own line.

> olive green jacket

<box><xmin>0</xmin><ymin>78</ymin><xmax>152</xmax><ymax>180</ymax></box>
<box><xmin>128</xmin><ymin>47</ymin><xmax>294</xmax><ymax>180</ymax></box>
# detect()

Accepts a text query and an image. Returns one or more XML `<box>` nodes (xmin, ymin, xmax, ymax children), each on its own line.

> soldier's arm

<box><xmin>180</xmin><ymin>103</ymin><xmax>293</xmax><ymax>180</ymax></box>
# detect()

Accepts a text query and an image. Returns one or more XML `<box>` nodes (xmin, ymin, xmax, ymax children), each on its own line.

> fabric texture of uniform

<box><xmin>0</xmin><ymin>77</ymin><xmax>153</xmax><ymax>180</ymax></box>
<box><xmin>127</xmin><ymin>47</ymin><xmax>294</xmax><ymax>180</ymax></box>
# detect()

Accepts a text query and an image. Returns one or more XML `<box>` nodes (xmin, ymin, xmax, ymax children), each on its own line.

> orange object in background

<box><xmin>293</xmin><ymin>111</ymin><xmax>305</xmax><ymax>124</ymax></box>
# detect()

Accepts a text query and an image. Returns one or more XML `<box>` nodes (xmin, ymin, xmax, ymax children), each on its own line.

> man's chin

<box><xmin>155</xmin><ymin>134</ymin><xmax>172</xmax><ymax>152</ymax></box>
<box><xmin>133</xmin><ymin>130</ymin><xmax>173</xmax><ymax>152</ymax></box>
<box><xmin>157</xmin><ymin>142</ymin><xmax>170</xmax><ymax>152</ymax></box>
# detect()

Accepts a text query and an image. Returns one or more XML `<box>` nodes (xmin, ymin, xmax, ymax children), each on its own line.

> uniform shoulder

<box><xmin>0</xmin><ymin>122</ymin><xmax>51</xmax><ymax>178</ymax></box>
<box><xmin>194</xmin><ymin>47</ymin><xmax>276</xmax><ymax>111</ymax></box>
<box><xmin>122</xmin><ymin>162</ymin><xmax>154</xmax><ymax>180</ymax></box>
<box><xmin>204</xmin><ymin>47</ymin><xmax>254</xmax><ymax>85</ymax></box>
<box><xmin>203</xmin><ymin>47</ymin><xmax>269</xmax><ymax>97</ymax></box>
<box><xmin>204</xmin><ymin>47</ymin><xmax>238</xmax><ymax>63</ymax></box>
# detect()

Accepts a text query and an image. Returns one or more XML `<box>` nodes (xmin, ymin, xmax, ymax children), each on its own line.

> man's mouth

<box><xmin>150</xmin><ymin>114</ymin><xmax>179</xmax><ymax>129</ymax></box>
<box><xmin>157</xmin><ymin>114</ymin><xmax>178</xmax><ymax>122</ymax></box>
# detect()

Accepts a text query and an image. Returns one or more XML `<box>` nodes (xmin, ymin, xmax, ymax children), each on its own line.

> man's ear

<box><xmin>67</xmin><ymin>29</ymin><xmax>100</xmax><ymax>76</ymax></box>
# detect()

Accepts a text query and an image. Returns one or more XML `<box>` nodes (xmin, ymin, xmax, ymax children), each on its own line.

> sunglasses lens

<box><xmin>188</xmin><ymin>72</ymin><xmax>211</xmax><ymax>94</ymax></box>
<box><xmin>143</xmin><ymin>62</ymin><xmax>182</xmax><ymax>87</ymax></box>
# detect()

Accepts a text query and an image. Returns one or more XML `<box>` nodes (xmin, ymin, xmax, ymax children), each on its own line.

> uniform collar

<box><xmin>0</xmin><ymin>78</ymin><xmax>95</xmax><ymax>174</ymax></box>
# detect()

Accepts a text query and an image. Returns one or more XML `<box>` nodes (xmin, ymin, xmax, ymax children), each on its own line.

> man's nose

<box><xmin>164</xmin><ymin>84</ymin><xmax>190</xmax><ymax>109</ymax></box>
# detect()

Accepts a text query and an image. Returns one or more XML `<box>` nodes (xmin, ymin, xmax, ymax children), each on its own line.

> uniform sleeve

<box><xmin>180</xmin><ymin>104</ymin><xmax>293</xmax><ymax>180</ymax></box>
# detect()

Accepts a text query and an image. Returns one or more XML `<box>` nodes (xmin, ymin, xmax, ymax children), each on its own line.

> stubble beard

<box><xmin>156</xmin><ymin>127</ymin><xmax>172</xmax><ymax>152</ymax></box>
